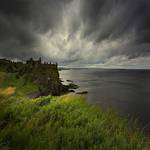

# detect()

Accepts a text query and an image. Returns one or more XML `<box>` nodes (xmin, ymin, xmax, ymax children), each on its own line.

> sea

<box><xmin>59</xmin><ymin>68</ymin><xmax>150</xmax><ymax>135</ymax></box>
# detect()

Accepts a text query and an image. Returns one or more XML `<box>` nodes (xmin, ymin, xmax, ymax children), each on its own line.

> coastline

<box><xmin>0</xmin><ymin>64</ymin><xmax>149</xmax><ymax>149</ymax></box>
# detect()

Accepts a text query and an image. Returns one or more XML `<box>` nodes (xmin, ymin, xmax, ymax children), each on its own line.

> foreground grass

<box><xmin>0</xmin><ymin>95</ymin><xmax>149</xmax><ymax>150</ymax></box>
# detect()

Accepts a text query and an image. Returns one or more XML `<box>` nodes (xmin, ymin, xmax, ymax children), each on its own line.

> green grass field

<box><xmin>0</xmin><ymin>72</ymin><xmax>150</xmax><ymax>150</ymax></box>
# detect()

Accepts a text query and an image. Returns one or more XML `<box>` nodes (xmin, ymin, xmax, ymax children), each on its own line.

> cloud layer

<box><xmin>0</xmin><ymin>0</ymin><xmax>150</xmax><ymax>68</ymax></box>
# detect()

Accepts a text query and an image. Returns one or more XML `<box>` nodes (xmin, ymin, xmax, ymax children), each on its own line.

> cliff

<box><xmin>0</xmin><ymin>58</ymin><xmax>68</xmax><ymax>96</ymax></box>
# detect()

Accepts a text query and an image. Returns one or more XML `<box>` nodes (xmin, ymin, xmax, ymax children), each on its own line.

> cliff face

<box><xmin>0</xmin><ymin>58</ymin><xmax>68</xmax><ymax>96</ymax></box>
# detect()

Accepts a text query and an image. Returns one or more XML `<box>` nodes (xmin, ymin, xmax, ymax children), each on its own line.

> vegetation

<box><xmin>0</xmin><ymin>94</ymin><xmax>149</xmax><ymax>150</ymax></box>
<box><xmin>0</xmin><ymin>71</ymin><xmax>38</xmax><ymax>98</ymax></box>
<box><xmin>0</xmin><ymin>58</ymin><xmax>70</xmax><ymax>96</ymax></box>
<box><xmin>0</xmin><ymin>59</ymin><xmax>150</xmax><ymax>149</ymax></box>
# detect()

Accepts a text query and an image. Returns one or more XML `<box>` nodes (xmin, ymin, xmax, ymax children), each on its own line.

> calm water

<box><xmin>60</xmin><ymin>68</ymin><xmax>150</xmax><ymax>135</ymax></box>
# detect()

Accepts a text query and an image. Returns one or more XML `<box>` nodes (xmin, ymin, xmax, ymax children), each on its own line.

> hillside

<box><xmin>0</xmin><ymin>58</ymin><xmax>70</xmax><ymax>97</ymax></box>
<box><xmin>0</xmin><ymin>95</ymin><xmax>149</xmax><ymax>149</ymax></box>
<box><xmin>0</xmin><ymin>59</ymin><xmax>149</xmax><ymax>150</ymax></box>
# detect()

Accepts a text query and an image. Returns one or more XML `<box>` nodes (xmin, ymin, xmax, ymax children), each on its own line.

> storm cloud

<box><xmin>0</xmin><ymin>0</ymin><xmax>150</xmax><ymax>68</ymax></box>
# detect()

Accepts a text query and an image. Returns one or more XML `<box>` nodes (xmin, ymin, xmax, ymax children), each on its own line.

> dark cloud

<box><xmin>0</xmin><ymin>0</ymin><xmax>73</xmax><ymax>59</ymax></box>
<box><xmin>81</xmin><ymin>0</ymin><xmax>150</xmax><ymax>42</ymax></box>
<box><xmin>0</xmin><ymin>0</ymin><xmax>29</xmax><ymax>18</ymax></box>
<box><xmin>0</xmin><ymin>0</ymin><xmax>150</xmax><ymax>68</ymax></box>
<box><xmin>78</xmin><ymin>0</ymin><xmax>150</xmax><ymax>61</ymax></box>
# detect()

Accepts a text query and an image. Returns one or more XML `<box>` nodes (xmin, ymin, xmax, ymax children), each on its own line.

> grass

<box><xmin>0</xmin><ymin>72</ymin><xmax>38</xmax><ymax>98</ymax></box>
<box><xmin>0</xmin><ymin>95</ymin><xmax>149</xmax><ymax>150</ymax></box>
<box><xmin>0</xmin><ymin>87</ymin><xmax>16</xmax><ymax>97</ymax></box>
<box><xmin>0</xmin><ymin>71</ymin><xmax>150</xmax><ymax>149</ymax></box>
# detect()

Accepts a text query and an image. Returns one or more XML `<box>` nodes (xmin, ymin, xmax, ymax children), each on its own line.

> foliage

<box><xmin>0</xmin><ymin>95</ymin><xmax>149</xmax><ymax>150</ymax></box>
<box><xmin>0</xmin><ymin>58</ymin><xmax>68</xmax><ymax>96</ymax></box>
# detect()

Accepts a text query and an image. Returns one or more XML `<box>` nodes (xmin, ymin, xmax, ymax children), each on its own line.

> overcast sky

<box><xmin>0</xmin><ymin>0</ymin><xmax>150</xmax><ymax>68</ymax></box>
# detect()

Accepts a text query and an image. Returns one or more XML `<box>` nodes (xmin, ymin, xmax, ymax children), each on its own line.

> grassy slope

<box><xmin>0</xmin><ymin>72</ymin><xmax>38</xmax><ymax>97</ymax></box>
<box><xmin>0</xmin><ymin>72</ymin><xmax>150</xmax><ymax>150</ymax></box>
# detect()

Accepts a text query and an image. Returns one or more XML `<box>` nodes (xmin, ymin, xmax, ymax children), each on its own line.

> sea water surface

<box><xmin>59</xmin><ymin>68</ymin><xmax>150</xmax><ymax>135</ymax></box>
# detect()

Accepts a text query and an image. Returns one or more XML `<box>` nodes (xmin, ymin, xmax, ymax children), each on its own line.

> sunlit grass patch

<box><xmin>0</xmin><ymin>87</ymin><xmax>16</xmax><ymax>97</ymax></box>
<box><xmin>59</xmin><ymin>95</ymin><xmax>85</xmax><ymax>103</ymax></box>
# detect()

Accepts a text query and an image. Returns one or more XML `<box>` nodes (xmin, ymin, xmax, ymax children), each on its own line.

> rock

<box><xmin>68</xmin><ymin>83</ymin><xmax>79</xmax><ymax>89</ymax></box>
<box><xmin>76</xmin><ymin>91</ymin><xmax>88</xmax><ymax>94</ymax></box>
<box><xmin>67</xmin><ymin>80</ymin><xmax>73</xmax><ymax>83</ymax></box>
<box><xmin>68</xmin><ymin>89</ymin><xmax>75</xmax><ymax>93</ymax></box>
